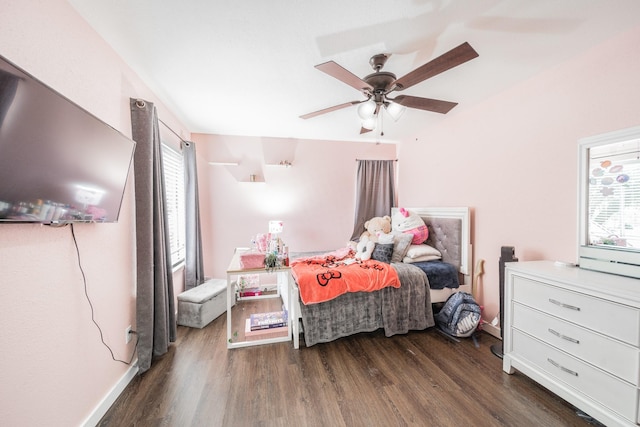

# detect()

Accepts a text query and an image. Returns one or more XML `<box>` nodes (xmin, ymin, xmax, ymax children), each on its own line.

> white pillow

<box><xmin>403</xmin><ymin>254</ymin><xmax>442</xmax><ymax>263</ymax></box>
<box><xmin>405</xmin><ymin>244</ymin><xmax>441</xmax><ymax>259</ymax></box>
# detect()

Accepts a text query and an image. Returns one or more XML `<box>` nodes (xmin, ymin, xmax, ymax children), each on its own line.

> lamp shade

<box><xmin>385</xmin><ymin>102</ymin><xmax>406</xmax><ymax>121</ymax></box>
<box><xmin>357</xmin><ymin>100</ymin><xmax>377</xmax><ymax>120</ymax></box>
<box><xmin>361</xmin><ymin>117</ymin><xmax>377</xmax><ymax>130</ymax></box>
<box><xmin>269</xmin><ymin>220</ymin><xmax>283</xmax><ymax>234</ymax></box>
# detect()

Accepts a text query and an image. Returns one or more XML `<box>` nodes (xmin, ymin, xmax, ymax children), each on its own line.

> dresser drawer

<box><xmin>512</xmin><ymin>329</ymin><xmax>638</xmax><ymax>421</ymax></box>
<box><xmin>513</xmin><ymin>302</ymin><xmax>640</xmax><ymax>384</ymax></box>
<box><xmin>512</xmin><ymin>275</ymin><xmax>640</xmax><ymax>346</ymax></box>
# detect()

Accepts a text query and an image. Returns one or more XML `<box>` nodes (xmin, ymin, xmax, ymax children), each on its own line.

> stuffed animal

<box><xmin>392</xmin><ymin>207</ymin><xmax>429</xmax><ymax>244</ymax></box>
<box><xmin>375</xmin><ymin>232</ymin><xmax>395</xmax><ymax>245</ymax></box>
<box><xmin>361</xmin><ymin>215</ymin><xmax>392</xmax><ymax>243</ymax></box>
<box><xmin>354</xmin><ymin>235</ymin><xmax>375</xmax><ymax>260</ymax></box>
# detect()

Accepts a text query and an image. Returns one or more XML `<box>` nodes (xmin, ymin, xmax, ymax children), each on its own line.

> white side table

<box><xmin>226</xmin><ymin>248</ymin><xmax>297</xmax><ymax>349</ymax></box>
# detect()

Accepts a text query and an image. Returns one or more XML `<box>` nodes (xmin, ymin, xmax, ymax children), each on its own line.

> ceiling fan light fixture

<box><xmin>357</xmin><ymin>99</ymin><xmax>377</xmax><ymax>120</ymax></box>
<box><xmin>385</xmin><ymin>102</ymin><xmax>406</xmax><ymax>121</ymax></box>
<box><xmin>301</xmin><ymin>42</ymin><xmax>478</xmax><ymax>135</ymax></box>
<box><xmin>361</xmin><ymin>116</ymin><xmax>377</xmax><ymax>130</ymax></box>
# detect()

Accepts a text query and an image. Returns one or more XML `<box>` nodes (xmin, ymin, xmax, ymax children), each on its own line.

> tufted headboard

<box><xmin>391</xmin><ymin>207</ymin><xmax>472</xmax><ymax>286</ymax></box>
<box><xmin>424</xmin><ymin>216</ymin><xmax>462</xmax><ymax>269</ymax></box>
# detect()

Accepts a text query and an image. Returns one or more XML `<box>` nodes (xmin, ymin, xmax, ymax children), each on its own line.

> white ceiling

<box><xmin>67</xmin><ymin>0</ymin><xmax>640</xmax><ymax>143</ymax></box>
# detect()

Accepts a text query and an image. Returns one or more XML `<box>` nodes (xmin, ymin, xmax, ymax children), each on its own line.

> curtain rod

<box><xmin>355</xmin><ymin>159</ymin><xmax>398</xmax><ymax>161</ymax></box>
<box><xmin>159</xmin><ymin>118</ymin><xmax>188</xmax><ymax>145</ymax></box>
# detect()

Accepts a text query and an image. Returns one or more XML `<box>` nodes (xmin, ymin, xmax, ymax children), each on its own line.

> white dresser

<box><xmin>503</xmin><ymin>261</ymin><xmax>640</xmax><ymax>427</ymax></box>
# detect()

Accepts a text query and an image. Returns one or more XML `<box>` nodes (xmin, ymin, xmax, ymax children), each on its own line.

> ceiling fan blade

<box><xmin>393</xmin><ymin>95</ymin><xmax>458</xmax><ymax>114</ymax></box>
<box><xmin>315</xmin><ymin>61</ymin><xmax>374</xmax><ymax>93</ymax></box>
<box><xmin>299</xmin><ymin>100</ymin><xmax>363</xmax><ymax>119</ymax></box>
<box><xmin>360</xmin><ymin>127</ymin><xmax>373</xmax><ymax>134</ymax></box>
<box><xmin>393</xmin><ymin>42</ymin><xmax>478</xmax><ymax>91</ymax></box>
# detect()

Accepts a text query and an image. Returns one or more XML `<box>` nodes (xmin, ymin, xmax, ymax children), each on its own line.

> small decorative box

<box><xmin>239</xmin><ymin>251</ymin><xmax>265</xmax><ymax>269</ymax></box>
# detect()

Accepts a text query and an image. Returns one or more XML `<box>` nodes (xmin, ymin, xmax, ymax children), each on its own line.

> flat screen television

<box><xmin>0</xmin><ymin>55</ymin><xmax>135</xmax><ymax>224</ymax></box>
<box><xmin>578</xmin><ymin>125</ymin><xmax>640</xmax><ymax>279</ymax></box>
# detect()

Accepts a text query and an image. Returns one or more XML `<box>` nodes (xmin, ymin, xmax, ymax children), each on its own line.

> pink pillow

<box><xmin>405</xmin><ymin>225</ymin><xmax>429</xmax><ymax>245</ymax></box>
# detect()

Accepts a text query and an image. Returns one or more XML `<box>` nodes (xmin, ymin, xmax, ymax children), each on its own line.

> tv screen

<box><xmin>0</xmin><ymin>55</ymin><xmax>135</xmax><ymax>224</ymax></box>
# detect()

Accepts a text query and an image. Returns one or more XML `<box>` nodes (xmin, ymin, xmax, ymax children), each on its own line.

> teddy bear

<box><xmin>360</xmin><ymin>215</ymin><xmax>392</xmax><ymax>243</ymax></box>
<box><xmin>354</xmin><ymin>235</ymin><xmax>375</xmax><ymax>260</ymax></box>
<box><xmin>392</xmin><ymin>207</ymin><xmax>429</xmax><ymax>244</ymax></box>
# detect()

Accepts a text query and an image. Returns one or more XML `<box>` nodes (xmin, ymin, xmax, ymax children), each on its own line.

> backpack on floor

<box><xmin>435</xmin><ymin>291</ymin><xmax>481</xmax><ymax>338</ymax></box>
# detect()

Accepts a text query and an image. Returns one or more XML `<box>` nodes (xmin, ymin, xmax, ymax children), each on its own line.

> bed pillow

<box><xmin>390</xmin><ymin>232</ymin><xmax>413</xmax><ymax>263</ymax></box>
<box><xmin>402</xmin><ymin>254</ymin><xmax>442</xmax><ymax>263</ymax></box>
<box><xmin>405</xmin><ymin>244</ymin><xmax>441</xmax><ymax>260</ymax></box>
<box><xmin>371</xmin><ymin>243</ymin><xmax>394</xmax><ymax>264</ymax></box>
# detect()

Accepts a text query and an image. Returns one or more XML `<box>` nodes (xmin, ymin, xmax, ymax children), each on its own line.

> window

<box><xmin>161</xmin><ymin>143</ymin><xmax>185</xmax><ymax>267</ymax></box>
<box><xmin>586</xmin><ymin>139</ymin><xmax>640</xmax><ymax>250</ymax></box>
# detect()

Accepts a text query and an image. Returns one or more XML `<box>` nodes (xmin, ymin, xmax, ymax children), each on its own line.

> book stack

<box><xmin>244</xmin><ymin>319</ymin><xmax>288</xmax><ymax>341</ymax></box>
<box><xmin>239</xmin><ymin>287</ymin><xmax>262</xmax><ymax>297</ymax></box>
<box><xmin>249</xmin><ymin>309</ymin><xmax>288</xmax><ymax>331</ymax></box>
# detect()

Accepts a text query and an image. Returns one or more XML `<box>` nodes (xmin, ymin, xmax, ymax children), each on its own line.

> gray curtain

<box><xmin>0</xmin><ymin>69</ymin><xmax>19</xmax><ymax>127</ymax></box>
<box><xmin>350</xmin><ymin>160</ymin><xmax>397</xmax><ymax>241</ymax></box>
<box><xmin>130</xmin><ymin>98</ymin><xmax>176</xmax><ymax>374</ymax></box>
<box><xmin>182</xmin><ymin>140</ymin><xmax>205</xmax><ymax>290</ymax></box>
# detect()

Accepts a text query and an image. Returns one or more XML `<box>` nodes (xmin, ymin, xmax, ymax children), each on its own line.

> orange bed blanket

<box><xmin>291</xmin><ymin>249</ymin><xmax>401</xmax><ymax>305</ymax></box>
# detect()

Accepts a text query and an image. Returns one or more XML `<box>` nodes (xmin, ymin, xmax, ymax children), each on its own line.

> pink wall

<box><xmin>2</xmin><ymin>1</ymin><xmax>639</xmax><ymax>425</ymax></box>
<box><xmin>0</xmin><ymin>1</ymin><xmax>189</xmax><ymax>426</ymax></box>
<box><xmin>398</xmin><ymin>26</ymin><xmax>640</xmax><ymax>324</ymax></box>
<box><xmin>193</xmin><ymin>134</ymin><xmax>396</xmax><ymax>278</ymax></box>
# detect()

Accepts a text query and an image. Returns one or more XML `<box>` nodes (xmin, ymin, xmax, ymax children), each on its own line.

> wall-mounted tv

<box><xmin>578</xmin><ymin>125</ymin><xmax>640</xmax><ymax>279</ymax></box>
<box><xmin>0</xmin><ymin>55</ymin><xmax>135</xmax><ymax>224</ymax></box>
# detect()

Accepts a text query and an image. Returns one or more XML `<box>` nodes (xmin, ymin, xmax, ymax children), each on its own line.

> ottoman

<box><xmin>177</xmin><ymin>279</ymin><xmax>227</xmax><ymax>328</ymax></box>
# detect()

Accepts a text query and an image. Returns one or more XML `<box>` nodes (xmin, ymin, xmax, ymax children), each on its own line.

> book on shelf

<box><xmin>249</xmin><ymin>307</ymin><xmax>288</xmax><ymax>331</ymax></box>
<box><xmin>239</xmin><ymin>287</ymin><xmax>262</xmax><ymax>297</ymax></box>
<box><xmin>244</xmin><ymin>319</ymin><xmax>288</xmax><ymax>340</ymax></box>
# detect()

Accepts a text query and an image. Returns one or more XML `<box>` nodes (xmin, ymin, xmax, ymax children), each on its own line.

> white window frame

<box><xmin>161</xmin><ymin>142</ymin><xmax>186</xmax><ymax>268</ymax></box>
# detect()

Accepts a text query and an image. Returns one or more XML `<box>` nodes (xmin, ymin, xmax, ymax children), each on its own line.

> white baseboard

<box><xmin>82</xmin><ymin>360</ymin><xmax>138</xmax><ymax>427</ymax></box>
<box><xmin>482</xmin><ymin>322</ymin><xmax>501</xmax><ymax>339</ymax></box>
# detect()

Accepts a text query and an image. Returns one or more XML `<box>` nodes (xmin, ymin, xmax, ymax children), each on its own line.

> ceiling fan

<box><xmin>300</xmin><ymin>42</ymin><xmax>479</xmax><ymax>134</ymax></box>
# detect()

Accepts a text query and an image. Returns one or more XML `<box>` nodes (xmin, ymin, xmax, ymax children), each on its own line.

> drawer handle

<box><xmin>547</xmin><ymin>358</ymin><xmax>578</xmax><ymax>377</ymax></box>
<box><xmin>548</xmin><ymin>298</ymin><xmax>581</xmax><ymax>311</ymax></box>
<box><xmin>548</xmin><ymin>328</ymin><xmax>580</xmax><ymax>344</ymax></box>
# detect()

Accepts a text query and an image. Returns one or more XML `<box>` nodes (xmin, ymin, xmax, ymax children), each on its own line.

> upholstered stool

<box><xmin>177</xmin><ymin>279</ymin><xmax>227</xmax><ymax>328</ymax></box>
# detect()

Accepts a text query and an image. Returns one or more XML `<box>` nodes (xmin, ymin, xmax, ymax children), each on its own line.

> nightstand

<box><xmin>226</xmin><ymin>248</ymin><xmax>297</xmax><ymax>349</ymax></box>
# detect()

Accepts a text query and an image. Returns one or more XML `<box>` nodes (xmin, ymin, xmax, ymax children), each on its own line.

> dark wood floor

<box><xmin>98</xmin><ymin>315</ymin><xmax>596</xmax><ymax>427</ymax></box>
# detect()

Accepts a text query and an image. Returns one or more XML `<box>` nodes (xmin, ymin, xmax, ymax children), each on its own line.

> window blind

<box><xmin>161</xmin><ymin>143</ymin><xmax>186</xmax><ymax>266</ymax></box>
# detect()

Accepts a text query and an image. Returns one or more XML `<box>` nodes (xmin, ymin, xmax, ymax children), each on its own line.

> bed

<box><xmin>287</xmin><ymin>207</ymin><xmax>472</xmax><ymax>348</ymax></box>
